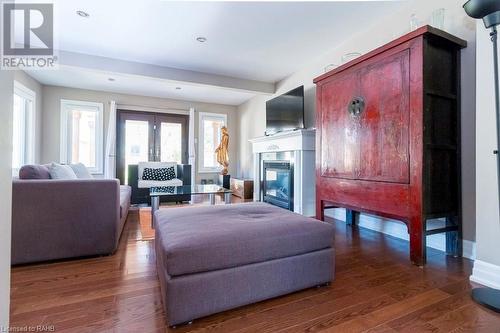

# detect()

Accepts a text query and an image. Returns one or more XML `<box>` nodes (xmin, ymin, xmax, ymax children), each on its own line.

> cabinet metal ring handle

<box><xmin>348</xmin><ymin>97</ymin><xmax>365</xmax><ymax>116</ymax></box>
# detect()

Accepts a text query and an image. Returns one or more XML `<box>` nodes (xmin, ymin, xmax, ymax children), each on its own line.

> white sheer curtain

<box><xmin>104</xmin><ymin>100</ymin><xmax>117</xmax><ymax>179</ymax></box>
<box><xmin>188</xmin><ymin>107</ymin><xmax>196</xmax><ymax>182</ymax></box>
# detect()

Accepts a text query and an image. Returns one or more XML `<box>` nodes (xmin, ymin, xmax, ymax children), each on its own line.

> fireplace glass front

<box><xmin>263</xmin><ymin>161</ymin><xmax>293</xmax><ymax>210</ymax></box>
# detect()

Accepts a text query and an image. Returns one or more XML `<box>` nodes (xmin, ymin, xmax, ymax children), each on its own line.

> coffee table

<box><xmin>150</xmin><ymin>185</ymin><xmax>232</xmax><ymax>227</ymax></box>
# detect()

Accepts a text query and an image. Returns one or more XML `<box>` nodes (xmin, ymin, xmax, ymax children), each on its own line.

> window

<box><xmin>60</xmin><ymin>100</ymin><xmax>104</xmax><ymax>174</ymax></box>
<box><xmin>198</xmin><ymin>112</ymin><xmax>227</xmax><ymax>172</ymax></box>
<box><xmin>12</xmin><ymin>81</ymin><xmax>35</xmax><ymax>175</ymax></box>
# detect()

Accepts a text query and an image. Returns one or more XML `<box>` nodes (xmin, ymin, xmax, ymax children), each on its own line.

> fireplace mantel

<box><xmin>249</xmin><ymin>129</ymin><xmax>316</xmax><ymax>153</ymax></box>
<box><xmin>249</xmin><ymin>129</ymin><xmax>316</xmax><ymax>216</ymax></box>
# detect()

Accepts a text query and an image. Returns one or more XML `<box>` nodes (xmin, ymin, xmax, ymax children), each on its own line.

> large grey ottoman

<box><xmin>154</xmin><ymin>202</ymin><xmax>335</xmax><ymax>326</ymax></box>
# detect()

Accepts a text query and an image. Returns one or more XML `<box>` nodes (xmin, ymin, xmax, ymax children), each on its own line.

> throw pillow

<box><xmin>19</xmin><ymin>164</ymin><xmax>51</xmax><ymax>179</ymax></box>
<box><xmin>49</xmin><ymin>163</ymin><xmax>78</xmax><ymax>180</ymax></box>
<box><xmin>70</xmin><ymin>163</ymin><xmax>93</xmax><ymax>179</ymax></box>
<box><xmin>156</xmin><ymin>166</ymin><xmax>176</xmax><ymax>181</ymax></box>
<box><xmin>142</xmin><ymin>167</ymin><xmax>156</xmax><ymax>180</ymax></box>
<box><xmin>142</xmin><ymin>167</ymin><xmax>176</xmax><ymax>181</ymax></box>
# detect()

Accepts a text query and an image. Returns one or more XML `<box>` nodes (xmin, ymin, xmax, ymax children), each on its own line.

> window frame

<box><xmin>12</xmin><ymin>81</ymin><xmax>36</xmax><ymax>176</ymax></box>
<box><xmin>198</xmin><ymin>112</ymin><xmax>227</xmax><ymax>173</ymax></box>
<box><xmin>60</xmin><ymin>99</ymin><xmax>104</xmax><ymax>174</ymax></box>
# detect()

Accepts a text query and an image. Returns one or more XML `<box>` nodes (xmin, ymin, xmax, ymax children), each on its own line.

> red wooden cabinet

<box><xmin>314</xmin><ymin>26</ymin><xmax>467</xmax><ymax>266</ymax></box>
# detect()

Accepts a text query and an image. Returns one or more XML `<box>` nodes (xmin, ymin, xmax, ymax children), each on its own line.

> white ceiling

<box><xmin>20</xmin><ymin>0</ymin><xmax>405</xmax><ymax>105</ymax></box>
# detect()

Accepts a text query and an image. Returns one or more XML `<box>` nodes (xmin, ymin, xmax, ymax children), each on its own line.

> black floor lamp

<box><xmin>463</xmin><ymin>0</ymin><xmax>500</xmax><ymax>313</ymax></box>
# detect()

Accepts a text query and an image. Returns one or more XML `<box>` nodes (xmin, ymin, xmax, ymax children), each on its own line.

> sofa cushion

<box><xmin>70</xmin><ymin>163</ymin><xmax>93</xmax><ymax>179</ymax></box>
<box><xmin>19</xmin><ymin>164</ymin><xmax>51</xmax><ymax>179</ymax></box>
<box><xmin>49</xmin><ymin>163</ymin><xmax>77</xmax><ymax>179</ymax></box>
<box><xmin>138</xmin><ymin>178</ymin><xmax>182</xmax><ymax>189</ymax></box>
<box><xmin>155</xmin><ymin>202</ymin><xmax>334</xmax><ymax>277</ymax></box>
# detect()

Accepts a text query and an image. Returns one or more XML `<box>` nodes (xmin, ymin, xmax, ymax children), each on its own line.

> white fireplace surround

<box><xmin>249</xmin><ymin>129</ymin><xmax>316</xmax><ymax>216</ymax></box>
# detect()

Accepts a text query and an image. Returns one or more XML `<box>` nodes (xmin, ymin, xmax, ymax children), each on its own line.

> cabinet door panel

<box><xmin>320</xmin><ymin>72</ymin><xmax>359</xmax><ymax>179</ymax></box>
<box><xmin>358</xmin><ymin>50</ymin><xmax>410</xmax><ymax>183</ymax></box>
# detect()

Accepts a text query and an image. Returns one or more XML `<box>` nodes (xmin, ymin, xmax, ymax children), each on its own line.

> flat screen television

<box><xmin>266</xmin><ymin>86</ymin><xmax>305</xmax><ymax>135</ymax></box>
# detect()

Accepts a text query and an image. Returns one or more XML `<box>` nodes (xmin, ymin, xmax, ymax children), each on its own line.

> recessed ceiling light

<box><xmin>108</xmin><ymin>78</ymin><xmax>115</xmax><ymax>82</ymax></box>
<box><xmin>196</xmin><ymin>37</ymin><xmax>207</xmax><ymax>43</ymax></box>
<box><xmin>175</xmin><ymin>87</ymin><xmax>182</xmax><ymax>90</ymax></box>
<box><xmin>76</xmin><ymin>10</ymin><xmax>90</xmax><ymax>18</ymax></box>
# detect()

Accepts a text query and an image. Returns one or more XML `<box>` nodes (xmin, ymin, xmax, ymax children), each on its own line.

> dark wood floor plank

<box><xmin>363</xmin><ymin>324</ymin><xmax>399</xmax><ymax>333</ymax></box>
<box><xmin>386</xmin><ymin>291</ymin><xmax>472</xmax><ymax>332</ymax></box>
<box><xmin>355</xmin><ymin>290</ymin><xmax>451</xmax><ymax>331</ymax></box>
<box><xmin>227</xmin><ymin>271</ymin><xmax>455</xmax><ymax>333</ymax></box>
<box><xmin>429</xmin><ymin>303</ymin><xmax>500</xmax><ymax>332</ymax></box>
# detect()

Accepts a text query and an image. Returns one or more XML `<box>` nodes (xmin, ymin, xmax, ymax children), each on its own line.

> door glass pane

<box><xmin>160</xmin><ymin>122</ymin><xmax>182</xmax><ymax>163</ymax></box>
<box><xmin>125</xmin><ymin>120</ymin><xmax>149</xmax><ymax>184</ymax></box>
<box><xmin>70</xmin><ymin>110</ymin><xmax>97</xmax><ymax>168</ymax></box>
<box><xmin>203</xmin><ymin>118</ymin><xmax>224</xmax><ymax>168</ymax></box>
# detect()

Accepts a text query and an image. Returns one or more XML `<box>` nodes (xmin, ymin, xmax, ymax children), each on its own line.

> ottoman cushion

<box><xmin>154</xmin><ymin>202</ymin><xmax>334</xmax><ymax>277</ymax></box>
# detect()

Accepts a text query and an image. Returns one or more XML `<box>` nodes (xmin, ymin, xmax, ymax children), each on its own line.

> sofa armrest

<box><xmin>177</xmin><ymin>164</ymin><xmax>191</xmax><ymax>186</ymax></box>
<box><xmin>11</xmin><ymin>179</ymin><xmax>121</xmax><ymax>264</ymax></box>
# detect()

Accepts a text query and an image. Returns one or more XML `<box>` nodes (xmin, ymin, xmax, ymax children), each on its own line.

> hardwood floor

<box><xmin>10</xmin><ymin>198</ymin><xmax>500</xmax><ymax>332</ymax></box>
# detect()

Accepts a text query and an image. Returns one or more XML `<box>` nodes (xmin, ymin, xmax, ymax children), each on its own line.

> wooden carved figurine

<box><xmin>215</xmin><ymin>126</ymin><xmax>229</xmax><ymax>175</ymax></box>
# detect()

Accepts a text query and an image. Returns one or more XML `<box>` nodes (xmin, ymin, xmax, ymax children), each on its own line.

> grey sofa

<box><xmin>154</xmin><ymin>202</ymin><xmax>335</xmax><ymax>326</ymax></box>
<box><xmin>12</xmin><ymin>173</ymin><xmax>131</xmax><ymax>265</ymax></box>
<box><xmin>128</xmin><ymin>163</ymin><xmax>191</xmax><ymax>205</ymax></box>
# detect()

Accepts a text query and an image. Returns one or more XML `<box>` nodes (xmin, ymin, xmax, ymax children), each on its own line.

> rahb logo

<box><xmin>1</xmin><ymin>2</ymin><xmax>58</xmax><ymax>69</ymax></box>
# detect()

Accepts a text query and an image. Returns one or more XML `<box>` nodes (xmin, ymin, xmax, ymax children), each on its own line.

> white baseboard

<box><xmin>470</xmin><ymin>260</ymin><xmax>500</xmax><ymax>289</ymax></box>
<box><xmin>325</xmin><ymin>208</ymin><xmax>475</xmax><ymax>259</ymax></box>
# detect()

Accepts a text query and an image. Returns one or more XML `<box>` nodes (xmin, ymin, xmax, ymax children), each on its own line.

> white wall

<box><xmin>472</xmin><ymin>20</ymin><xmax>500</xmax><ymax>288</ymax></box>
<box><xmin>0</xmin><ymin>71</ymin><xmax>14</xmax><ymax>328</ymax></box>
<box><xmin>14</xmin><ymin>71</ymin><xmax>43</xmax><ymax>164</ymax></box>
<box><xmin>237</xmin><ymin>0</ymin><xmax>476</xmax><ymax>242</ymax></box>
<box><xmin>41</xmin><ymin>85</ymin><xmax>238</xmax><ymax>183</ymax></box>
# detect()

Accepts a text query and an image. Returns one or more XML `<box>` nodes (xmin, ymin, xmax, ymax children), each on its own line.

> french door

<box><xmin>116</xmin><ymin>111</ymin><xmax>188</xmax><ymax>184</ymax></box>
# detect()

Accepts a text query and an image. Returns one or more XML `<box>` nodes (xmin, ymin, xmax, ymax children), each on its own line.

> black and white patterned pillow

<box><xmin>142</xmin><ymin>167</ymin><xmax>156</xmax><ymax>180</ymax></box>
<box><xmin>142</xmin><ymin>167</ymin><xmax>176</xmax><ymax>181</ymax></box>
<box><xmin>155</xmin><ymin>167</ymin><xmax>176</xmax><ymax>181</ymax></box>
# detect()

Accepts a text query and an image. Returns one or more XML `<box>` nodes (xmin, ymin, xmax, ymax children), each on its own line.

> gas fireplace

<box><xmin>250</xmin><ymin>129</ymin><xmax>316</xmax><ymax>216</ymax></box>
<box><xmin>263</xmin><ymin>161</ymin><xmax>293</xmax><ymax>210</ymax></box>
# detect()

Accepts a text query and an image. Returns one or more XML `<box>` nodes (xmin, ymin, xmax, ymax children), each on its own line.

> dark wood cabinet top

<box><xmin>314</xmin><ymin>25</ymin><xmax>467</xmax><ymax>84</ymax></box>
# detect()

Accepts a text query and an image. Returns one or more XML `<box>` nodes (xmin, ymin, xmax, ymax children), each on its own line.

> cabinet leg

<box><xmin>445</xmin><ymin>216</ymin><xmax>462</xmax><ymax>257</ymax></box>
<box><xmin>409</xmin><ymin>217</ymin><xmax>426</xmax><ymax>266</ymax></box>
<box><xmin>346</xmin><ymin>209</ymin><xmax>356</xmax><ymax>226</ymax></box>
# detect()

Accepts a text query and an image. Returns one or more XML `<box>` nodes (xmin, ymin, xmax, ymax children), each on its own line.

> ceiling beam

<box><xmin>58</xmin><ymin>51</ymin><xmax>275</xmax><ymax>95</ymax></box>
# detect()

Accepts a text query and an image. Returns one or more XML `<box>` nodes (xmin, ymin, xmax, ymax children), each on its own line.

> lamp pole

<box><xmin>491</xmin><ymin>25</ymin><xmax>500</xmax><ymax>204</ymax></box>
<box><xmin>463</xmin><ymin>0</ymin><xmax>500</xmax><ymax>313</ymax></box>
